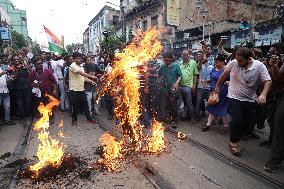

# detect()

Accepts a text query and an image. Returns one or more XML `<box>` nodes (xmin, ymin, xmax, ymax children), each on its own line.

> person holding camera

<box><xmin>263</xmin><ymin>49</ymin><xmax>284</xmax><ymax>173</ymax></box>
<box><xmin>215</xmin><ymin>47</ymin><xmax>272</xmax><ymax>156</ymax></box>
<box><xmin>0</xmin><ymin>64</ymin><xmax>13</xmax><ymax>125</ymax></box>
<box><xmin>12</xmin><ymin>55</ymin><xmax>31</xmax><ymax>123</ymax></box>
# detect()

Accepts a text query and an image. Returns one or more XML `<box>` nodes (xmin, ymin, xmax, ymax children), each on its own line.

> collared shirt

<box><xmin>69</xmin><ymin>62</ymin><xmax>85</xmax><ymax>91</ymax></box>
<box><xmin>179</xmin><ymin>59</ymin><xmax>199</xmax><ymax>87</ymax></box>
<box><xmin>0</xmin><ymin>68</ymin><xmax>8</xmax><ymax>93</ymax></box>
<box><xmin>158</xmin><ymin>62</ymin><xmax>182</xmax><ymax>90</ymax></box>
<box><xmin>226</xmin><ymin>59</ymin><xmax>271</xmax><ymax>102</ymax></box>
<box><xmin>28</xmin><ymin>68</ymin><xmax>57</xmax><ymax>94</ymax></box>
<box><xmin>198</xmin><ymin>64</ymin><xmax>213</xmax><ymax>90</ymax></box>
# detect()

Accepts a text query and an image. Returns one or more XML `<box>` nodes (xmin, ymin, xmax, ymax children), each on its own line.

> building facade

<box><xmin>120</xmin><ymin>0</ymin><xmax>174</xmax><ymax>48</ymax></box>
<box><xmin>88</xmin><ymin>5</ymin><xmax>120</xmax><ymax>55</ymax></box>
<box><xmin>0</xmin><ymin>0</ymin><xmax>28</xmax><ymax>40</ymax></box>
<box><xmin>174</xmin><ymin>0</ymin><xmax>279</xmax><ymax>53</ymax></box>
<box><xmin>83</xmin><ymin>27</ymin><xmax>89</xmax><ymax>54</ymax></box>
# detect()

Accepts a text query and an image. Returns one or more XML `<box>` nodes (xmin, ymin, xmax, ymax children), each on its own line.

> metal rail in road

<box><xmin>165</xmin><ymin>126</ymin><xmax>284</xmax><ymax>189</ymax></box>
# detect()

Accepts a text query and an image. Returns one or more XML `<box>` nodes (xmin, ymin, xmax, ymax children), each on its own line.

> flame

<box><xmin>148</xmin><ymin>120</ymin><xmax>165</xmax><ymax>153</ymax></box>
<box><xmin>29</xmin><ymin>95</ymin><xmax>65</xmax><ymax>178</ymax></box>
<box><xmin>177</xmin><ymin>132</ymin><xmax>187</xmax><ymax>140</ymax></box>
<box><xmin>99</xmin><ymin>133</ymin><xmax>122</xmax><ymax>171</ymax></box>
<box><xmin>97</xmin><ymin>28</ymin><xmax>165</xmax><ymax>171</ymax></box>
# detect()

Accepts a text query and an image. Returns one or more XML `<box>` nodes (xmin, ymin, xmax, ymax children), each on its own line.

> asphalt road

<box><xmin>0</xmin><ymin>110</ymin><xmax>283</xmax><ymax>189</ymax></box>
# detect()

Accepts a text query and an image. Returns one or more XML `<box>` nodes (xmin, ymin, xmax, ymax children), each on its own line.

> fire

<box><xmin>148</xmin><ymin>120</ymin><xmax>165</xmax><ymax>153</ymax></box>
<box><xmin>29</xmin><ymin>95</ymin><xmax>65</xmax><ymax>178</ymax></box>
<box><xmin>177</xmin><ymin>132</ymin><xmax>187</xmax><ymax>140</ymax></box>
<box><xmin>99</xmin><ymin>133</ymin><xmax>122</xmax><ymax>171</ymax></box>
<box><xmin>97</xmin><ymin>29</ymin><xmax>166</xmax><ymax>171</ymax></box>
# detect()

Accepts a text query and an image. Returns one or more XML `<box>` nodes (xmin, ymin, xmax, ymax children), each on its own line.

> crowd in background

<box><xmin>0</xmin><ymin>38</ymin><xmax>283</xmax><ymax>173</ymax></box>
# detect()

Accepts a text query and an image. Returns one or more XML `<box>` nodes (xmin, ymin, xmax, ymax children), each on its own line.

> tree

<box><xmin>66</xmin><ymin>43</ymin><xmax>83</xmax><ymax>54</ymax></box>
<box><xmin>99</xmin><ymin>35</ymin><xmax>126</xmax><ymax>55</ymax></box>
<box><xmin>11</xmin><ymin>30</ymin><xmax>28</xmax><ymax>50</ymax></box>
<box><xmin>31</xmin><ymin>41</ymin><xmax>41</xmax><ymax>55</ymax></box>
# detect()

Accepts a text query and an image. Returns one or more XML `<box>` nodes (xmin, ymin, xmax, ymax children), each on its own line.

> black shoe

<box><xmin>247</xmin><ymin>133</ymin><xmax>260</xmax><ymax>139</ymax></box>
<box><xmin>5</xmin><ymin>121</ymin><xmax>15</xmax><ymax>125</ymax></box>
<box><xmin>259</xmin><ymin>140</ymin><xmax>272</xmax><ymax>148</ymax></box>
<box><xmin>264</xmin><ymin>159</ymin><xmax>281</xmax><ymax>173</ymax></box>
<box><xmin>201</xmin><ymin>125</ymin><xmax>210</xmax><ymax>132</ymax></box>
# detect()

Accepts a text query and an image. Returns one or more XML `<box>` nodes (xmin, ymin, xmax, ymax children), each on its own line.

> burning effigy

<box><xmin>96</xmin><ymin>28</ymin><xmax>166</xmax><ymax>171</ymax></box>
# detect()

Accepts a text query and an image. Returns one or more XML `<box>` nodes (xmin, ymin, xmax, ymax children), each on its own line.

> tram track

<box><xmin>95</xmin><ymin>117</ymin><xmax>174</xmax><ymax>189</ymax></box>
<box><xmin>164</xmin><ymin>125</ymin><xmax>284</xmax><ymax>189</ymax></box>
<box><xmin>5</xmin><ymin>117</ymin><xmax>35</xmax><ymax>189</ymax></box>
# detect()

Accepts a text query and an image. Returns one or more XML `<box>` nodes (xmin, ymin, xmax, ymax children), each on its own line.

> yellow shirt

<box><xmin>69</xmin><ymin>62</ymin><xmax>85</xmax><ymax>91</ymax></box>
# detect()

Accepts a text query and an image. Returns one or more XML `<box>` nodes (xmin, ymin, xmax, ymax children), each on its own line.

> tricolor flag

<box><xmin>43</xmin><ymin>25</ymin><xmax>64</xmax><ymax>54</ymax></box>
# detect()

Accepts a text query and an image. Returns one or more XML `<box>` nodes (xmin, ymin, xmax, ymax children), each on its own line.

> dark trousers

<box><xmin>160</xmin><ymin>92</ymin><xmax>178</xmax><ymax>124</ymax></box>
<box><xmin>70</xmin><ymin>90</ymin><xmax>91</xmax><ymax>122</ymax></box>
<box><xmin>105</xmin><ymin>93</ymin><xmax>114</xmax><ymax>116</ymax></box>
<box><xmin>229</xmin><ymin>98</ymin><xmax>254</xmax><ymax>143</ymax></box>
<box><xmin>248</xmin><ymin>104</ymin><xmax>266</xmax><ymax>134</ymax></box>
<box><xmin>15</xmin><ymin>89</ymin><xmax>30</xmax><ymax>118</ymax></box>
<box><xmin>264</xmin><ymin>96</ymin><xmax>278</xmax><ymax>142</ymax></box>
<box><xmin>271</xmin><ymin>94</ymin><xmax>284</xmax><ymax>161</ymax></box>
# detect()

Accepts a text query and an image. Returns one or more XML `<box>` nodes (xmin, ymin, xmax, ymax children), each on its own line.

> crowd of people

<box><xmin>0</xmin><ymin>38</ymin><xmax>283</xmax><ymax>173</ymax></box>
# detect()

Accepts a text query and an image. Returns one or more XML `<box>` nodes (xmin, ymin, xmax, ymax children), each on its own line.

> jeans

<box><xmin>149</xmin><ymin>86</ymin><xmax>160</xmax><ymax>118</ymax></box>
<box><xmin>85</xmin><ymin>90</ymin><xmax>99</xmax><ymax>114</ymax></box>
<box><xmin>70</xmin><ymin>90</ymin><xmax>92</xmax><ymax>122</ymax></box>
<box><xmin>15</xmin><ymin>89</ymin><xmax>30</xmax><ymax>118</ymax></box>
<box><xmin>58</xmin><ymin>79</ymin><xmax>68</xmax><ymax>110</ymax></box>
<box><xmin>195</xmin><ymin>88</ymin><xmax>210</xmax><ymax>115</ymax></box>
<box><xmin>178</xmin><ymin>87</ymin><xmax>195</xmax><ymax>119</ymax></box>
<box><xmin>0</xmin><ymin>93</ymin><xmax>10</xmax><ymax>122</ymax></box>
<box><xmin>229</xmin><ymin>98</ymin><xmax>254</xmax><ymax>143</ymax></box>
<box><xmin>271</xmin><ymin>94</ymin><xmax>284</xmax><ymax>161</ymax></box>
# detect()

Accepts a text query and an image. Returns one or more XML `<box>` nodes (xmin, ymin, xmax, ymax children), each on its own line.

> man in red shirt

<box><xmin>28</xmin><ymin>58</ymin><xmax>58</xmax><ymax>115</ymax></box>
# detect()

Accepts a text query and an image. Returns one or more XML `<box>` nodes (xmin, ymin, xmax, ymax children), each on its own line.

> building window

<box><xmin>151</xmin><ymin>16</ymin><xmax>158</xmax><ymax>27</ymax></box>
<box><xmin>142</xmin><ymin>20</ymin><xmax>147</xmax><ymax>32</ymax></box>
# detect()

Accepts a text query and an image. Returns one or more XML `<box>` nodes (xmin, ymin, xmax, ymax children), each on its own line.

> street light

<box><xmin>207</xmin><ymin>19</ymin><xmax>214</xmax><ymax>45</ymax></box>
<box><xmin>194</xmin><ymin>0</ymin><xmax>209</xmax><ymax>41</ymax></box>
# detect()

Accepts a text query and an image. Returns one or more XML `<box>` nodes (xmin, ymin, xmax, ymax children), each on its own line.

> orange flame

<box><xmin>99</xmin><ymin>133</ymin><xmax>122</xmax><ymax>171</ymax></box>
<box><xmin>148</xmin><ymin>119</ymin><xmax>165</xmax><ymax>153</ymax></box>
<box><xmin>97</xmin><ymin>28</ymin><xmax>165</xmax><ymax>171</ymax></box>
<box><xmin>29</xmin><ymin>95</ymin><xmax>65</xmax><ymax>178</ymax></box>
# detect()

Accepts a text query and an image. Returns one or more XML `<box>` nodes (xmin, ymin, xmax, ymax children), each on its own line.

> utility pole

<box><xmin>250</xmin><ymin>0</ymin><xmax>256</xmax><ymax>43</ymax></box>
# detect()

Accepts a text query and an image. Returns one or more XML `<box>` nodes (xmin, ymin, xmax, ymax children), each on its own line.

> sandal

<box><xmin>229</xmin><ymin>143</ymin><xmax>241</xmax><ymax>156</ymax></box>
<box><xmin>219</xmin><ymin>127</ymin><xmax>229</xmax><ymax>134</ymax></box>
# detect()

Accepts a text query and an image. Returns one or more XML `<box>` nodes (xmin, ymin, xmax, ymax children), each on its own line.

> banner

<box><xmin>167</xmin><ymin>0</ymin><xmax>179</xmax><ymax>26</ymax></box>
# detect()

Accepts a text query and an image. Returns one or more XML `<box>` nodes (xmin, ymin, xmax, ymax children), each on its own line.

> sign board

<box><xmin>167</xmin><ymin>0</ymin><xmax>179</xmax><ymax>26</ymax></box>
<box><xmin>254</xmin><ymin>26</ymin><xmax>282</xmax><ymax>47</ymax></box>
<box><xmin>231</xmin><ymin>29</ymin><xmax>250</xmax><ymax>48</ymax></box>
<box><xmin>0</xmin><ymin>27</ymin><xmax>10</xmax><ymax>40</ymax></box>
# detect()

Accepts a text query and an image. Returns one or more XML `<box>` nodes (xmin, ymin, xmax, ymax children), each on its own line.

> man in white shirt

<box><xmin>215</xmin><ymin>47</ymin><xmax>272</xmax><ymax>156</ymax></box>
<box><xmin>69</xmin><ymin>52</ymin><xmax>98</xmax><ymax>126</ymax></box>
<box><xmin>0</xmin><ymin>68</ymin><xmax>13</xmax><ymax>125</ymax></box>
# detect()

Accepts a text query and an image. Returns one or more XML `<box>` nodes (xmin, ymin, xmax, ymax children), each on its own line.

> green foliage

<box><xmin>11</xmin><ymin>30</ymin><xmax>28</xmax><ymax>50</ymax></box>
<box><xmin>99</xmin><ymin>35</ymin><xmax>126</xmax><ymax>55</ymax></box>
<box><xmin>31</xmin><ymin>42</ymin><xmax>41</xmax><ymax>55</ymax></box>
<box><xmin>66</xmin><ymin>43</ymin><xmax>83</xmax><ymax>54</ymax></box>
